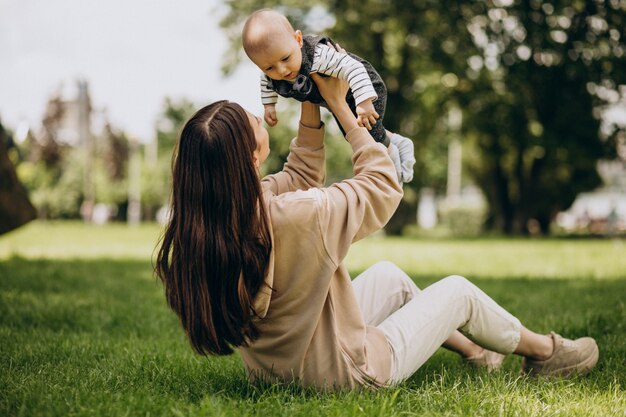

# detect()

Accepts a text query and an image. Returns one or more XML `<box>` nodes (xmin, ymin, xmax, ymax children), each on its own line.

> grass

<box><xmin>1</xmin><ymin>221</ymin><xmax>625</xmax><ymax>416</ymax></box>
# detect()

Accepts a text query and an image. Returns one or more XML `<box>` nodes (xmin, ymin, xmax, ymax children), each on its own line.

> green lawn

<box><xmin>1</xmin><ymin>221</ymin><xmax>625</xmax><ymax>416</ymax></box>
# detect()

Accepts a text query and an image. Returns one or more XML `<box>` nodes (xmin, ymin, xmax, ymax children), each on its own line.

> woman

<box><xmin>156</xmin><ymin>74</ymin><xmax>598</xmax><ymax>389</ymax></box>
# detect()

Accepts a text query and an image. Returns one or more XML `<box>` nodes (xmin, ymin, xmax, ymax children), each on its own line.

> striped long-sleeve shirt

<box><xmin>260</xmin><ymin>43</ymin><xmax>378</xmax><ymax>106</ymax></box>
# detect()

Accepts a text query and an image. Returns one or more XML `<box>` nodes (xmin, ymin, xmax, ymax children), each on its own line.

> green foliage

<box><xmin>13</xmin><ymin>95</ymin><xmax>86</xmax><ymax>220</ymax></box>
<box><xmin>322</xmin><ymin>119</ymin><xmax>354</xmax><ymax>184</ymax></box>
<box><xmin>140</xmin><ymin>162</ymin><xmax>170</xmax><ymax>213</ymax></box>
<box><xmin>145</xmin><ymin>97</ymin><xmax>198</xmax><ymax>214</ymax></box>
<box><xmin>101</xmin><ymin>123</ymin><xmax>129</xmax><ymax>181</ymax></box>
<box><xmin>456</xmin><ymin>0</ymin><xmax>624</xmax><ymax>234</ymax></box>
<box><xmin>155</xmin><ymin>97</ymin><xmax>196</xmax><ymax>156</ymax></box>
<box><xmin>259</xmin><ymin>102</ymin><xmax>300</xmax><ymax>177</ymax></box>
<box><xmin>438</xmin><ymin>204</ymin><xmax>487</xmax><ymax>237</ymax></box>
<box><xmin>94</xmin><ymin>124</ymin><xmax>129</xmax><ymax>207</ymax></box>
<box><xmin>10</xmin><ymin>95</ymin><xmax>199</xmax><ymax>222</ymax></box>
<box><xmin>94</xmin><ymin>163</ymin><xmax>128</xmax><ymax>206</ymax></box>
<box><xmin>219</xmin><ymin>0</ymin><xmax>626</xmax><ymax>235</ymax></box>
<box><xmin>15</xmin><ymin>126</ymin><xmax>132</xmax><ymax>220</ymax></box>
<box><xmin>1</xmin><ymin>223</ymin><xmax>625</xmax><ymax>416</ymax></box>
<box><xmin>16</xmin><ymin>147</ymin><xmax>84</xmax><ymax>219</ymax></box>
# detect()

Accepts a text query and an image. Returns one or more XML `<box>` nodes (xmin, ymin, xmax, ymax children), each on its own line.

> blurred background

<box><xmin>1</xmin><ymin>0</ymin><xmax>625</xmax><ymax>237</ymax></box>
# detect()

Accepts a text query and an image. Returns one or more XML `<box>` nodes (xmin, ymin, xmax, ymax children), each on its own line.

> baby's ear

<box><xmin>295</xmin><ymin>30</ymin><xmax>303</xmax><ymax>46</ymax></box>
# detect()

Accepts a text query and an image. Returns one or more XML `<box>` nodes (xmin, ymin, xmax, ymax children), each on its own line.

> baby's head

<box><xmin>242</xmin><ymin>10</ymin><xmax>303</xmax><ymax>81</ymax></box>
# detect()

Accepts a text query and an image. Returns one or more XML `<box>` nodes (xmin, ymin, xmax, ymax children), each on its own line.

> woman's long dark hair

<box><xmin>156</xmin><ymin>101</ymin><xmax>272</xmax><ymax>355</ymax></box>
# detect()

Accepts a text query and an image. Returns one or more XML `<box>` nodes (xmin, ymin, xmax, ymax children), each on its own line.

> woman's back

<box><xmin>239</xmin><ymin>121</ymin><xmax>402</xmax><ymax>389</ymax></box>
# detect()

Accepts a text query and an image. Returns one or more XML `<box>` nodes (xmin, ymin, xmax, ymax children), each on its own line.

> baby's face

<box><xmin>250</xmin><ymin>30</ymin><xmax>303</xmax><ymax>81</ymax></box>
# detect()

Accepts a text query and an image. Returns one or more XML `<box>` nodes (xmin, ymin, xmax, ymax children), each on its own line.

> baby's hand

<box><xmin>264</xmin><ymin>104</ymin><xmax>278</xmax><ymax>126</ymax></box>
<box><xmin>356</xmin><ymin>99</ymin><xmax>379</xmax><ymax>130</ymax></box>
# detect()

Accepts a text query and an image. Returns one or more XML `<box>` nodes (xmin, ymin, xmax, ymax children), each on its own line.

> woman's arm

<box><xmin>300</xmin><ymin>101</ymin><xmax>322</xmax><ymax>129</ymax></box>
<box><xmin>261</xmin><ymin>101</ymin><xmax>327</xmax><ymax>195</ymax></box>
<box><xmin>261</xmin><ymin>44</ymin><xmax>354</xmax><ymax>195</ymax></box>
<box><xmin>311</xmin><ymin>73</ymin><xmax>359</xmax><ymax>133</ymax></box>
<box><xmin>310</xmin><ymin>73</ymin><xmax>403</xmax><ymax>266</ymax></box>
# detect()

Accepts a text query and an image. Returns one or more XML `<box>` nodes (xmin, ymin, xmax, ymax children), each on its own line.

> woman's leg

<box><xmin>443</xmin><ymin>331</ymin><xmax>483</xmax><ymax>358</ymax></box>
<box><xmin>356</xmin><ymin>266</ymin><xmax>597</xmax><ymax>382</ymax></box>
<box><xmin>377</xmin><ymin>275</ymin><xmax>522</xmax><ymax>383</ymax></box>
<box><xmin>351</xmin><ymin>261</ymin><xmax>415</xmax><ymax>327</ymax></box>
<box><xmin>515</xmin><ymin>327</ymin><xmax>554</xmax><ymax>359</ymax></box>
<box><xmin>517</xmin><ymin>328</ymin><xmax>598</xmax><ymax>377</ymax></box>
<box><xmin>352</xmin><ymin>262</ymin><xmax>489</xmax><ymax>359</ymax></box>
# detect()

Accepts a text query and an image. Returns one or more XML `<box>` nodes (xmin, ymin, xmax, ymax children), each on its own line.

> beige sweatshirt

<box><xmin>238</xmin><ymin>122</ymin><xmax>404</xmax><ymax>389</ymax></box>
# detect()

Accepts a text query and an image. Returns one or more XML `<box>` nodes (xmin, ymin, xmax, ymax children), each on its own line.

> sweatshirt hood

<box><xmin>253</xmin><ymin>190</ymin><xmax>276</xmax><ymax>319</ymax></box>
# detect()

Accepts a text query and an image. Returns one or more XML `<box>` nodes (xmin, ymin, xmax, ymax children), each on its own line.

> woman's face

<box><xmin>247</xmin><ymin>111</ymin><xmax>270</xmax><ymax>169</ymax></box>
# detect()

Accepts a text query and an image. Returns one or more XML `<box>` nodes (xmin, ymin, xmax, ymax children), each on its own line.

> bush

<box><xmin>438</xmin><ymin>203</ymin><xmax>486</xmax><ymax>237</ymax></box>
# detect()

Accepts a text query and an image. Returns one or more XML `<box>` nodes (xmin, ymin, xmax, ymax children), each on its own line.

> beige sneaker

<box><xmin>521</xmin><ymin>332</ymin><xmax>599</xmax><ymax>377</ymax></box>
<box><xmin>465</xmin><ymin>349</ymin><xmax>506</xmax><ymax>372</ymax></box>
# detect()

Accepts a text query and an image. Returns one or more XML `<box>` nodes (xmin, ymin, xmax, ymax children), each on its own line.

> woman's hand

<box><xmin>334</xmin><ymin>42</ymin><xmax>347</xmax><ymax>54</ymax></box>
<box><xmin>310</xmin><ymin>73</ymin><xmax>349</xmax><ymax>108</ymax></box>
<box><xmin>311</xmin><ymin>73</ymin><xmax>359</xmax><ymax>134</ymax></box>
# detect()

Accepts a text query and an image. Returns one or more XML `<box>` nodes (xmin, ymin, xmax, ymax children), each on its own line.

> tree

<box><xmin>218</xmin><ymin>1</ymin><xmax>477</xmax><ymax>233</ymax></box>
<box><xmin>218</xmin><ymin>0</ymin><xmax>626</xmax><ymax>234</ymax></box>
<box><xmin>0</xmin><ymin>121</ymin><xmax>36</xmax><ymax>234</ymax></box>
<box><xmin>16</xmin><ymin>93</ymin><xmax>83</xmax><ymax>219</ymax></box>
<box><xmin>93</xmin><ymin>121</ymin><xmax>130</xmax><ymax>219</ymax></box>
<box><xmin>456</xmin><ymin>0</ymin><xmax>625</xmax><ymax>233</ymax></box>
<box><xmin>143</xmin><ymin>98</ymin><xmax>198</xmax><ymax>217</ymax></box>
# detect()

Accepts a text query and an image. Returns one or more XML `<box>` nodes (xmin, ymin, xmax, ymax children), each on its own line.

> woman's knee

<box><xmin>374</xmin><ymin>261</ymin><xmax>419</xmax><ymax>295</ymax></box>
<box><xmin>370</xmin><ymin>260</ymin><xmax>400</xmax><ymax>273</ymax></box>
<box><xmin>444</xmin><ymin>274</ymin><xmax>469</xmax><ymax>282</ymax></box>
<box><xmin>368</xmin><ymin>261</ymin><xmax>416</xmax><ymax>288</ymax></box>
<box><xmin>441</xmin><ymin>275</ymin><xmax>473</xmax><ymax>293</ymax></box>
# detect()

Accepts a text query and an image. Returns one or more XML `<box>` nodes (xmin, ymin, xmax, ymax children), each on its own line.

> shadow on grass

<box><xmin>1</xmin><ymin>257</ymin><xmax>624</xmax><ymax>407</ymax></box>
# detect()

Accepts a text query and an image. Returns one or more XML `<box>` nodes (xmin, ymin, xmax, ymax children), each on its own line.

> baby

<box><xmin>242</xmin><ymin>9</ymin><xmax>415</xmax><ymax>183</ymax></box>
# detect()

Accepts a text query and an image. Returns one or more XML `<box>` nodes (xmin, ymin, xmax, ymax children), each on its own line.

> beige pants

<box><xmin>352</xmin><ymin>261</ymin><xmax>522</xmax><ymax>383</ymax></box>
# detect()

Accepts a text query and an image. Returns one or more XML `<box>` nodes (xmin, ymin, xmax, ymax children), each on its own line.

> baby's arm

<box><xmin>260</xmin><ymin>74</ymin><xmax>279</xmax><ymax>126</ymax></box>
<box><xmin>355</xmin><ymin>99</ymin><xmax>378</xmax><ymax>130</ymax></box>
<box><xmin>311</xmin><ymin>44</ymin><xmax>378</xmax><ymax>129</ymax></box>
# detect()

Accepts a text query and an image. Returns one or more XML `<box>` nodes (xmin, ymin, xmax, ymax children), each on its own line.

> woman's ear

<box><xmin>252</xmin><ymin>149</ymin><xmax>260</xmax><ymax>169</ymax></box>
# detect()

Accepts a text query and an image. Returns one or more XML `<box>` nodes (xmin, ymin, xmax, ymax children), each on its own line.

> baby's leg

<box><xmin>330</xmin><ymin>96</ymin><xmax>389</xmax><ymax>145</ymax></box>
<box><xmin>387</xmin><ymin>131</ymin><xmax>416</xmax><ymax>183</ymax></box>
<box><xmin>365</xmin><ymin>95</ymin><xmax>415</xmax><ymax>183</ymax></box>
<box><xmin>367</xmin><ymin>94</ymin><xmax>389</xmax><ymax>146</ymax></box>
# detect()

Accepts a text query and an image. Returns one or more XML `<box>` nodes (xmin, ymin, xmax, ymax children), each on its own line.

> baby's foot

<box><xmin>388</xmin><ymin>143</ymin><xmax>403</xmax><ymax>184</ymax></box>
<box><xmin>389</xmin><ymin>133</ymin><xmax>415</xmax><ymax>183</ymax></box>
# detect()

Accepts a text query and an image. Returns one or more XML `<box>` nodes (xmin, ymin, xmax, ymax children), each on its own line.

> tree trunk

<box><xmin>492</xmin><ymin>152</ymin><xmax>514</xmax><ymax>234</ymax></box>
<box><xmin>0</xmin><ymin>134</ymin><xmax>37</xmax><ymax>235</ymax></box>
<box><xmin>385</xmin><ymin>198</ymin><xmax>417</xmax><ymax>236</ymax></box>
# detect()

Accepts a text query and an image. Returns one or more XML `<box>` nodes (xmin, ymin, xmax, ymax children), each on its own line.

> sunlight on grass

<box><xmin>2</xmin><ymin>222</ymin><xmax>625</xmax><ymax>281</ymax></box>
<box><xmin>0</xmin><ymin>221</ymin><xmax>163</xmax><ymax>260</ymax></box>
<box><xmin>347</xmin><ymin>235</ymin><xmax>626</xmax><ymax>280</ymax></box>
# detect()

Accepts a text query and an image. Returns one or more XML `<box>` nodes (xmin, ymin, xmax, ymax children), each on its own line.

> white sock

<box><xmin>389</xmin><ymin>133</ymin><xmax>416</xmax><ymax>183</ymax></box>
<box><xmin>388</xmin><ymin>142</ymin><xmax>403</xmax><ymax>184</ymax></box>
